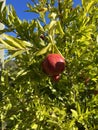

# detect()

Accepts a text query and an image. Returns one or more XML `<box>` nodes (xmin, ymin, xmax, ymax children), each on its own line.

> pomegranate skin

<box><xmin>52</xmin><ymin>75</ymin><xmax>60</xmax><ymax>82</ymax></box>
<box><xmin>42</xmin><ymin>54</ymin><xmax>65</xmax><ymax>76</ymax></box>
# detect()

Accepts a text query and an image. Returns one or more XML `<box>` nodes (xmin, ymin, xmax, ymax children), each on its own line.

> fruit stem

<box><xmin>49</xmin><ymin>34</ymin><xmax>55</xmax><ymax>53</ymax></box>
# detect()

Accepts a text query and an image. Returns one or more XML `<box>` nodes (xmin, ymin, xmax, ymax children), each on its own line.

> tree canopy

<box><xmin>0</xmin><ymin>0</ymin><xmax>98</xmax><ymax>129</ymax></box>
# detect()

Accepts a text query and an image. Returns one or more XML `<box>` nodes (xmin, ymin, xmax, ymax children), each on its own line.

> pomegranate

<box><xmin>42</xmin><ymin>53</ymin><xmax>65</xmax><ymax>76</ymax></box>
<box><xmin>52</xmin><ymin>75</ymin><xmax>60</xmax><ymax>82</ymax></box>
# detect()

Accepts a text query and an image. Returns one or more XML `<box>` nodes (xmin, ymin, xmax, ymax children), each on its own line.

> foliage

<box><xmin>0</xmin><ymin>0</ymin><xmax>98</xmax><ymax>129</ymax></box>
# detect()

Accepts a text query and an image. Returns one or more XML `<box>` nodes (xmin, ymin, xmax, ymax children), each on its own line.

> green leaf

<box><xmin>26</xmin><ymin>3</ymin><xmax>39</xmax><ymax>13</ymax></box>
<box><xmin>31</xmin><ymin>123</ymin><xmax>38</xmax><ymax>129</ymax></box>
<box><xmin>96</xmin><ymin>35</ymin><xmax>98</xmax><ymax>44</ymax></box>
<box><xmin>48</xmin><ymin>12</ymin><xmax>57</xmax><ymax>19</ymax></box>
<box><xmin>69</xmin><ymin>119</ymin><xmax>75</xmax><ymax>128</ymax></box>
<box><xmin>71</xmin><ymin>109</ymin><xmax>78</xmax><ymax>119</ymax></box>
<box><xmin>0</xmin><ymin>1</ymin><xmax>5</xmax><ymax>12</ymax></box>
<box><xmin>4</xmin><ymin>50</ymin><xmax>25</xmax><ymax>63</ymax></box>
<box><xmin>3</xmin><ymin>34</ymin><xmax>24</xmax><ymax>49</ymax></box>
<box><xmin>0</xmin><ymin>37</ymin><xmax>16</xmax><ymax>50</ymax></box>
<box><xmin>53</xmin><ymin>44</ymin><xmax>64</xmax><ymax>58</ymax></box>
<box><xmin>37</xmin><ymin>20</ymin><xmax>44</xmax><ymax>32</ymax></box>
<box><xmin>0</xmin><ymin>34</ymin><xmax>32</xmax><ymax>50</ymax></box>
<box><xmin>16</xmin><ymin>69</ymin><xmax>28</xmax><ymax>77</ymax></box>
<box><xmin>36</xmin><ymin>43</ymin><xmax>51</xmax><ymax>56</ymax></box>
<box><xmin>85</xmin><ymin>1</ymin><xmax>95</xmax><ymax>12</ymax></box>
<box><xmin>56</xmin><ymin>21</ymin><xmax>64</xmax><ymax>36</ymax></box>
<box><xmin>76</xmin><ymin>102</ymin><xmax>81</xmax><ymax>115</ymax></box>
<box><xmin>47</xmin><ymin>120</ymin><xmax>61</xmax><ymax>128</ymax></box>
<box><xmin>48</xmin><ymin>20</ymin><xmax>56</xmax><ymax>30</ymax></box>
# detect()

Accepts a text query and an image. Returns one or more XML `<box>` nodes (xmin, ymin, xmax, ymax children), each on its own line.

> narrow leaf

<box><xmin>37</xmin><ymin>20</ymin><xmax>44</xmax><ymax>32</ymax></box>
<box><xmin>0</xmin><ymin>38</ymin><xmax>16</xmax><ymax>50</ymax></box>
<box><xmin>36</xmin><ymin>43</ymin><xmax>51</xmax><ymax>56</ymax></box>
<box><xmin>4</xmin><ymin>50</ymin><xmax>25</xmax><ymax>63</ymax></box>
<box><xmin>71</xmin><ymin>109</ymin><xmax>78</xmax><ymax>119</ymax></box>
<box><xmin>56</xmin><ymin>21</ymin><xmax>64</xmax><ymax>36</ymax></box>
<box><xmin>48</xmin><ymin>20</ymin><xmax>56</xmax><ymax>30</ymax></box>
<box><xmin>54</xmin><ymin>44</ymin><xmax>64</xmax><ymax>58</ymax></box>
<box><xmin>3</xmin><ymin>34</ymin><xmax>24</xmax><ymax>49</ymax></box>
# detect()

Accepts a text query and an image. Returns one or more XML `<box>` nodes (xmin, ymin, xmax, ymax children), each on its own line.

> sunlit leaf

<box><xmin>48</xmin><ymin>20</ymin><xmax>56</xmax><ymax>30</ymax></box>
<box><xmin>71</xmin><ymin>109</ymin><xmax>78</xmax><ymax>119</ymax></box>
<box><xmin>56</xmin><ymin>21</ymin><xmax>64</xmax><ymax>36</ymax></box>
<box><xmin>3</xmin><ymin>34</ymin><xmax>24</xmax><ymax>49</ymax></box>
<box><xmin>0</xmin><ymin>37</ymin><xmax>16</xmax><ymax>50</ymax></box>
<box><xmin>36</xmin><ymin>43</ymin><xmax>51</xmax><ymax>56</ymax></box>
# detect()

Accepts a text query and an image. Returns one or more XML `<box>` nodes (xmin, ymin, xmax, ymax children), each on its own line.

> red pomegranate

<box><xmin>42</xmin><ymin>53</ymin><xmax>65</xmax><ymax>76</ymax></box>
<box><xmin>52</xmin><ymin>75</ymin><xmax>60</xmax><ymax>82</ymax></box>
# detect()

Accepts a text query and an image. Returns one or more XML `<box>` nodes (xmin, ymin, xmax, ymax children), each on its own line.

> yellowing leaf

<box><xmin>38</xmin><ymin>7</ymin><xmax>47</xmax><ymax>13</ymax></box>
<box><xmin>48</xmin><ymin>20</ymin><xmax>56</xmax><ymax>30</ymax></box>
<box><xmin>0</xmin><ymin>38</ymin><xmax>16</xmax><ymax>50</ymax></box>
<box><xmin>0</xmin><ymin>34</ymin><xmax>32</xmax><ymax>50</ymax></box>
<box><xmin>96</xmin><ymin>35</ymin><xmax>98</xmax><ymax>44</ymax></box>
<box><xmin>56</xmin><ymin>21</ymin><xmax>64</xmax><ymax>36</ymax></box>
<box><xmin>3</xmin><ymin>34</ymin><xmax>24</xmax><ymax>49</ymax></box>
<box><xmin>37</xmin><ymin>20</ymin><xmax>44</xmax><ymax>32</ymax></box>
<box><xmin>48</xmin><ymin>12</ymin><xmax>57</xmax><ymax>19</ymax></box>
<box><xmin>71</xmin><ymin>109</ymin><xmax>78</xmax><ymax>119</ymax></box>
<box><xmin>31</xmin><ymin>123</ymin><xmax>38</xmax><ymax>129</ymax></box>
<box><xmin>86</xmin><ymin>1</ymin><xmax>95</xmax><ymax>12</ymax></box>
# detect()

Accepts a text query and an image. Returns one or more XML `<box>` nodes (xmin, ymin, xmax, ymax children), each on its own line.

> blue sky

<box><xmin>6</xmin><ymin>0</ymin><xmax>81</xmax><ymax>20</ymax></box>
